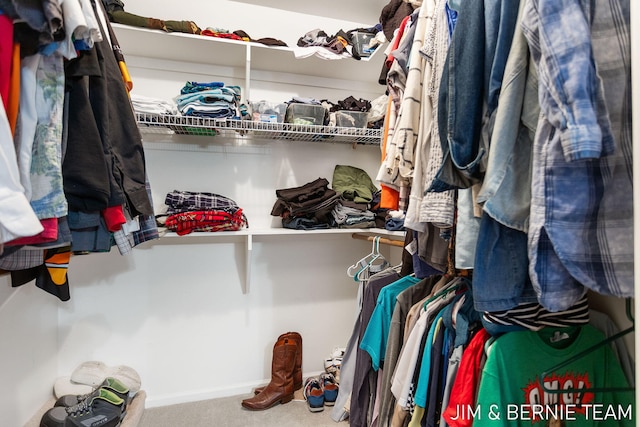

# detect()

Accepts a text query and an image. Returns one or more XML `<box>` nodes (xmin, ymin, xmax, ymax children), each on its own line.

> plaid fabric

<box><xmin>131</xmin><ymin>178</ymin><xmax>160</xmax><ymax>247</ymax></box>
<box><xmin>0</xmin><ymin>247</ymin><xmax>44</xmax><ymax>270</ymax></box>
<box><xmin>165</xmin><ymin>209</ymin><xmax>248</xmax><ymax>235</ymax></box>
<box><xmin>164</xmin><ymin>190</ymin><xmax>241</xmax><ymax>215</ymax></box>
<box><xmin>522</xmin><ymin>0</ymin><xmax>633</xmax><ymax>310</ymax></box>
<box><xmin>113</xmin><ymin>228</ymin><xmax>134</xmax><ymax>256</ymax></box>
<box><xmin>131</xmin><ymin>214</ymin><xmax>160</xmax><ymax>246</ymax></box>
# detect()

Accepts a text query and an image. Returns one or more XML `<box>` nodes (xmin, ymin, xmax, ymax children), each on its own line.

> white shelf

<box><xmin>114</xmin><ymin>23</ymin><xmax>387</xmax><ymax>145</ymax></box>
<box><xmin>111</xmin><ymin>23</ymin><xmax>386</xmax><ymax>89</ymax></box>
<box><xmin>136</xmin><ymin>112</ymin><xmax>382</xmax><ymax>145</ymax></box>
<box><xmin>154</xmin><ymin>227</ymin><xmax>404</xmax><ymax>239</ymax></box>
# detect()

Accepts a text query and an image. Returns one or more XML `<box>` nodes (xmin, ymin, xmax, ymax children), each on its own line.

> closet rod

<box><xmin>351</xmin><ymin>233</ymin><xmax>405</xmax><ymax>248</ymax></box>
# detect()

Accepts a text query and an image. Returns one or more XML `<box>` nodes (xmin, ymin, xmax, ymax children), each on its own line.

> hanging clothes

<box><xmin>332</xmin><ymin>267</ymin><xmax>404</xmax><ymax>423</ymax></box>
<box><xmin>0</xmin><ymin>0</ymin><xmax>157</xmax><ymax>300</ymax></box>
<box><xmin>363</xmin><ymin>0</ymin><xmax>635</xmax><ymax>425</ymax></box>
<box><xmin>375</xmin><ymin>275</ymin><xmax>440</xmax><ymax>426</ymax></box>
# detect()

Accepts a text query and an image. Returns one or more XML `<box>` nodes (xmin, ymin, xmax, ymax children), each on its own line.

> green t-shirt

<box><xmin>470</xmin><ymin>325</ymin><xmax>634</xmax><ymax>426</ymax></box>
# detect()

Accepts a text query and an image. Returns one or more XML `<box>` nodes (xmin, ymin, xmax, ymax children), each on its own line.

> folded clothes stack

<box><xmin>158</xmin><ymin>190</ymin><xmax>249</xmax><ymax>235</ymax></box>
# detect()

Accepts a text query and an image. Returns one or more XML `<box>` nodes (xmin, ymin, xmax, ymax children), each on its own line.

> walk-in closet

<box><xmin>1</xmin><ymin>1</ymin><xmax>638</xmax><ymax>426</ymax></box>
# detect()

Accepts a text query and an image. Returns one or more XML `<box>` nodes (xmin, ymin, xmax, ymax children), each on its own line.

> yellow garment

<box><xmin>408</xmin><ymin>405</ymin><xmax>425</xmax><ymax>427</ymax></box>
<box><xmin>45</xmin><ymin>249</ymin><xmax>71</xmax><ymax>285</ymax></box>
<box><xmin>118</xmin><ymin>61</ymin><xmax>133</xmax><ymax>92</ymax></box>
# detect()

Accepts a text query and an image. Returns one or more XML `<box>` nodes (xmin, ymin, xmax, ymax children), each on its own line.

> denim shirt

<box><xmin>430</xmin><ymin>0</ymin><xmax>520</xmax><ymax>192</ymax></box>
<box><xmin>477</xmin><ymin>0</ymin><xmax>539</xmax><ymax>232</ymax></box>
<box><xmin>523</xmin><ymin>0</ymin><xmax>633</xmax><ymax>311</ymax></box>
<box><xmin>430</xmin><ymin>0</ymin><xmax>485</xmax><ymax>191</ymax></box>
<box><xmin>472</xmin><ymin>1</ymin><xmax>542</xmax><ymax>312</ymax></box>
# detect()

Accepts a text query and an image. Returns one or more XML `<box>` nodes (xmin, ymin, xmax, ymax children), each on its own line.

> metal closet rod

<box><xmin>351</xmin><ymin>233</ymin><xmax>405</xmax><ymax>247</ymax></box>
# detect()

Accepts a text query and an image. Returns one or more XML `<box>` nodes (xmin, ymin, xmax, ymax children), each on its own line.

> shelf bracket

<box><xmin>243</xmin><ymin>233</ymin><xmax>253</xmax><ymax>294</ymax></box>
<box><xmin>244</xmin><ymin>44</ymin><xmax>251</xmax><ymax>104</ymax></box>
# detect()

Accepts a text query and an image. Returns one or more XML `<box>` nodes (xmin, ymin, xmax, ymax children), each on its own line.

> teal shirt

<box><xmin>360</xmin><ymin>275</ymin><xmax>421</xmax><ymax>370</ymax></box>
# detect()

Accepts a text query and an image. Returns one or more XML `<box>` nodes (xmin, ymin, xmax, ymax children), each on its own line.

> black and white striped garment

<box><xmin>482</xmin><ymin>295</ymin><xmax>590</xmax><ymax>331</ymax></box>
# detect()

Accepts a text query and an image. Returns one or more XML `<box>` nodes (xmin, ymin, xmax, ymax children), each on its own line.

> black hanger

<box><xmin>540</xmin><ymin>298</ymin><xmax>634</xmax><ymax>394</ymax></box>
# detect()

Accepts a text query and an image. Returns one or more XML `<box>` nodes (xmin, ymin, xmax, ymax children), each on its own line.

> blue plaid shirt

<box><xmin>522</xmin><ymin>0</ymin><xmax>633</xmax><ymax>311</ymax></box>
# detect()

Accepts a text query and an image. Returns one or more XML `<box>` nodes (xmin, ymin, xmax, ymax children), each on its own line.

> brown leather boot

<box><xmin>241</xmin><ymin>336</ymin><xmax>297</xmax><ymax>410</ymax></box>
<box><xmin>253</xmin><ymin>332</ymin><xmax>302</xmax><ymax>395</ymax></box>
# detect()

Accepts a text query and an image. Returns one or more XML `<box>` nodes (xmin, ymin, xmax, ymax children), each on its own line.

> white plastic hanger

<box><xmin>346</xmin><ymin>236</ymin><xmax>389</xmax><ymax>282</ymax></box>
<box><xmin>347</xmin><ymin>236</ymin><xmax>381</xmax><ymax>278</ymax></box>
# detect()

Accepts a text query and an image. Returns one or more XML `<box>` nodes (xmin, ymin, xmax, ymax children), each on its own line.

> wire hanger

<box><xmin>540</xmin><ymin>298</ymin><xmax>635</xmax><ymax>394</ymax></box>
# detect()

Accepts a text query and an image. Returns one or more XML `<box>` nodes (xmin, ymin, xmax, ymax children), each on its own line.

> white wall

<box><xmin>0</xmin><ymin>276</ymin><xmax>59</xmax><ymax>426</ymax></box>
<box><xmin>55</xmin><ymin>230</ymin><xmax>400</xmax><ymax>407</ymax></box>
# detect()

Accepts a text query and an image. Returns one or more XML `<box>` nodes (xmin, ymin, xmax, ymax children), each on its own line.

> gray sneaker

<box><xmin>40</xmin><ymin>388</ymin><xmax>124</xmax><ymax>427</ymax></box>
<box><xmin>54</xmin><ymin>377</ymin><xmax>130</xmax><ymax>409</ymax></box>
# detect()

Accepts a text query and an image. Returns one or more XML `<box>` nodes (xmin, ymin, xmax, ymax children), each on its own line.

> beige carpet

<box><xmin>139</xmin><ymin>388</ymin><xmax>348</xmax><ymax>427</ymax></box>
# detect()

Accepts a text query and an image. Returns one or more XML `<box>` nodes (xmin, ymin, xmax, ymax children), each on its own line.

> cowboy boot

<box><xmin>241</xmin><ymin>336</ymin><xmax>297</xmax><ymax>410</ymax></box>
<box><xmin>253</xmin><ymin>332</ymin><xmax>302</xmax><ymax>394</ymax></box>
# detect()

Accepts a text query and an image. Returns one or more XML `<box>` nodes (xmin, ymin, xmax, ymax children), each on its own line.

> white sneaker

<box><xmin>324</xmin><ymin>347</ymin><xmax>345</xmax><ymax>383</ymax></box>
<box><xmin>70</xmin><ymin>361</ymin><xmax>141</xmax><ymax>394</ymax></box>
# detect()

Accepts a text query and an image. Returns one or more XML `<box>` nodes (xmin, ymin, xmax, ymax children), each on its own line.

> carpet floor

<box><xmin>138</xmin><ymin>389</ymin><xmax>348</xmax><ymax>427</ymax></box>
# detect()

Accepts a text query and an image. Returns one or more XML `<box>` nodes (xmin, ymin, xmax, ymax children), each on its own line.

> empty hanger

<box><xmin>347</xmin><ymin>236</ymin><xmax>389</xmax><ymax>282</ymax></box>
<box><xmin>347</xmin><ymin>236</ymin><xmax>381</xmax><ymax>278</ymax></box>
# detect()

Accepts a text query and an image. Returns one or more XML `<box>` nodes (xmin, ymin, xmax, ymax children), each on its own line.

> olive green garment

<box><xmin>332</xmin><ymin>164</ymin><xmax>379</xmax><ymax>204</ymax></box>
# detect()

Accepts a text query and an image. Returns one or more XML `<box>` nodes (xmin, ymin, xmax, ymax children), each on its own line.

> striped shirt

<box><xmin>483</xmin><ymin>295</ymin><xmax>590</xmax><ymax>331</ymax></box>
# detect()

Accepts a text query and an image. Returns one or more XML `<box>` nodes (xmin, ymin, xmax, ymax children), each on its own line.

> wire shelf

<box><xmin>135</xmin><ymin>112</ymin><xmax>382</xmax><ymax>145</ymax></box>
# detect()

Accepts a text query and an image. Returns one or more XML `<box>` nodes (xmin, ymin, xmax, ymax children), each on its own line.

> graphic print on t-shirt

<box><xmin>522</xmin><ymin>371</ymin><xmax>594</xmax><ymax>422</ymax></box>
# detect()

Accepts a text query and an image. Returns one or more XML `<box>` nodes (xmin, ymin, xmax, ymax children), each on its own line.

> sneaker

<box><xmin>40</xmin><ymin>388</ymin><xmax>124</xmax><ymax>427</ymax></box>
<box><xmin>320</xmin><ymin>373</ymin><xmax>339</xmax><ymax>406</ymax></box>
<box><xmin>55</xmin><ymin>377</ymin><xmax>130</xmax><ymax>409</ymax></box>
<box><xmin>303</xmin><ymin>377</ymin><xmax>324</xmax><ymax>412</ymax></box>
<box><xmin>324</xmin><ymin>347</ymin><xmax>344</xmax><ymax>383</ymax></box>
<box><xmin>70</xmin><ymin>361</ymin><xmax>141</xmax><ymax>394</ymax></box>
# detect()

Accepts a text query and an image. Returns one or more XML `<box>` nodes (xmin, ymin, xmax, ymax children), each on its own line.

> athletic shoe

<box><xmin>40</xmin><ymin>388</ymin><xmax>124</xmax><ymax>427</ymax></box>
<box><xmin>319</xmin><ymin>372</ymin><xmax>339</xmax><ymax>406</ymax></box>
<box><xmin>55</xmin><ymin>377</ymin><xmax>130</xmax><ymax>409</ymax></box>
<box><xmin>324</xmin><ymin>347</ymin><xmax>344</xmax><ymax>383</ymax></box>
<box><xmin>70</xmin><ymin>361</ymin><xmax>141</xmax><ymax>394</ymax></box>
<box><xmin>303</xmin><ymin>377</ymin><xmax>325</xmax><ymax>412</ymax></box>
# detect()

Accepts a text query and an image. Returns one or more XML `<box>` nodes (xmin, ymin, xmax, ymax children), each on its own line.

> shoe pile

<box><xmin>303</xmin><ymin>373</ymin><xmax>339</xmax><ymax>412</ymax></box>
<box><xmin>40</xmin><ymin>361</ymin><xmax>141</xmax><ymax>427</ymax></box>
<box><xmin>40</xmin><ymin>377</ymin><xmax>130</xmax><ymax>427</ymax></box>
